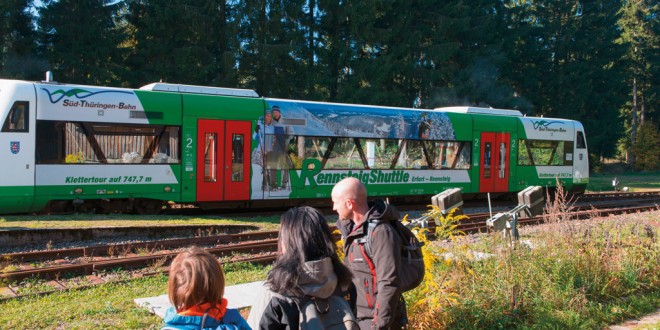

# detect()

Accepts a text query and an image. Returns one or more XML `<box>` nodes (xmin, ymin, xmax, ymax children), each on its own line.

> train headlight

<box><xmin>74</xmin><ymin>187</ymin><xmax>83</xmax><ymax>194</ymax></box>
<box><xmin>164</xmin><ymin>186</ymin><xmax>172</xmax><ymax>192</ymax></box>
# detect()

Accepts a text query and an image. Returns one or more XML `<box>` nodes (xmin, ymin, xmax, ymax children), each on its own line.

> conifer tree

<box><xmin>632</xmin><ymin>121</ymin><xmax>660</xmax><ymax>171</ymax></box>
<box><xmin>617</xmin><ymin>0</ymin><xmax>659</xmax><ymax>167</ymax></box>
<box><xmin>235</xmin><ymin>0</ymin><xmax>308</xmax><ymax>97</ymax></box>
<box><xmin>503</xmin><ymin>0</ymin><xmax>626</xmax><ymax>160</ymax></box>
<box><xmin>38</xmin><ymin>0</ymin><xmax>125</xmax><ymax>85</ymax></box>
<box><xmin>0</xmin><ymin>0</ymin><xmax>43</xmax><ymax>79</ymax></box>
<box><xmin>124</xmin><ymin>0</ymin><xmax>238</xmax><ymax>87</ymax></box>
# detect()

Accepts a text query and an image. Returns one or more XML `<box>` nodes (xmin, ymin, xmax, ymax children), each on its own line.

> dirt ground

<box><xmin>608</xmin><ymin>308</ymin><xmax>660</xmax><ymax>330</ymax></box>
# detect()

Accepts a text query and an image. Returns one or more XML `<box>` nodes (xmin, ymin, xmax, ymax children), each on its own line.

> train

<box><xmin>0</xmin><ymin>76</ymin><xmax>589</xmax><ymax>214</ymax></box>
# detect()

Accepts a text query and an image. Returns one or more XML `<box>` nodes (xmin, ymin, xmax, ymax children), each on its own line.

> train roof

<box><xmin>436</xmin><ymin>106</ymin><xmax>523</xmax><ymax>117</ymax></box>
<box><xmin>140</xmin><ymin>83</ymin><xmax>259</xmax><ymax>98</ymax></box>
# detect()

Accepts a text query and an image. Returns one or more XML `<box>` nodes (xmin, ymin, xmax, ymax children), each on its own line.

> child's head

<box><xmin>168</xmin><ymin>247</ymin><xmax>225</xmax><ymax>311</ymax></box>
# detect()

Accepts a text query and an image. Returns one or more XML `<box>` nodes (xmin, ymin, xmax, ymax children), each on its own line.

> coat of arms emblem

<box><xmin>10</xmin><ymin>141</ymin><xmax>20</xmax><ymax>154</ymax></box>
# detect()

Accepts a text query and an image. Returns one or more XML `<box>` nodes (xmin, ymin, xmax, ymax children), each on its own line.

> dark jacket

<box><xmin>247</xmin><ymin>257</ymin><xmax>348</xmax><ymax>330</ymax></box>
<box><xmin>336</xmin><ymin>199</ymin><xmax>406</xmax><ymax>330</ymax></box>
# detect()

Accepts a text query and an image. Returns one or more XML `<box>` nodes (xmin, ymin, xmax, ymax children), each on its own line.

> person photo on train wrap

<box><xmin>331</xmin><ymin>177</ymin><xmax>408</xmax><ymax>329</ymax></box>
<box><xmin>256</xmin><ymin>109</ymin><xmax>276</xmax><ymax>191</ymax></box>
<box><xmin>161</xmin><ymin>247</ymin><xmax>251</xmax><ymax>330</ymax></box>
<box><xmin>270</xmin><ymin>105</ymin><xmax>291</xmax><ymax>190</ymax></box>
<box><xmin>247</xmin><ymin>206</ymin><xmax>357</xmax><ymax>329</ymax></box>
<box><xmin>417</xmin><ymin>120</ymin><xmax>430</xmax><ymax>140</ymax></box>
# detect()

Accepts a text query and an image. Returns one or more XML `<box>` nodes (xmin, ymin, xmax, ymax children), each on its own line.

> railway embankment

<box><xmin>0</xmin><ymin>201</ymin><xmax>658</xmax><ymax>328</ymax></box>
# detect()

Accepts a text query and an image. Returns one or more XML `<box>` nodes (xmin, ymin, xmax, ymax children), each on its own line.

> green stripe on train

<box><xmin>0</xmin><ymin>186</ymin><xmax>35</xmax><ymax>213</ymax></box>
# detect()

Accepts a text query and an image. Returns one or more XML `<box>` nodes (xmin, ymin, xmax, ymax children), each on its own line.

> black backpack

<box><xmin>357</xmin><ymin>219</ymin><xmax>425</xmax><ymax>292</ymax></box>
<box><xmin>293</xmin><ymin>295</ymin><xmax>359</xmax><ymax>330</ymax></box>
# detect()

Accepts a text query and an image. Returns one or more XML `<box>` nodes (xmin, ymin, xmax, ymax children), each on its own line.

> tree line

<box><xmin>1</xmin><ymin>0</ymin><xmax>657</xmax><ymax>170</ymax></box>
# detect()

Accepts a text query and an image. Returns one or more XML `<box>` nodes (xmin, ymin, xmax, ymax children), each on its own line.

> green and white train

<box><xmin>0</xmin><ymin>77</ymin><xmax>589</xmax><ymax>214</ymax></box>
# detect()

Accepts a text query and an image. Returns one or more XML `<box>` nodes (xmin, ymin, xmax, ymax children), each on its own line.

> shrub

<box><xmin>407</xmin><ymin>209</ymin><xmax>660</xmax><ymax>329</ymax></box>
<box><xmin>632</xmin><ymin>122</ymin><xmax>660</xmax><ymax>171</ymax></box>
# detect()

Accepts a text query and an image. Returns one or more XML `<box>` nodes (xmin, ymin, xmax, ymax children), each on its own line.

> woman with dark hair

<box><xmin>247</xmin><ymin>206</ymin><xmax>356</xmax><ymax>329</ymax></box>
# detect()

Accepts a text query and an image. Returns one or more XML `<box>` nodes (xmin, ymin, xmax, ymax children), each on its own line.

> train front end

<box><xmin>516</xmin><ymin>116</ymin><xmax>589</xmax><ymax>194</ymax></box>
<box><xmin>0</xmin><ymin>79</ymin><xmax>38</xmax><ymax>213</ymax></box>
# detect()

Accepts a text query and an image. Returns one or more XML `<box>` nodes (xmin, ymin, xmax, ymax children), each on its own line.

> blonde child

<box><xmin>162</xmin><ymin>247</ymin><xmax>250</xmax><ymax>330</ymax></box>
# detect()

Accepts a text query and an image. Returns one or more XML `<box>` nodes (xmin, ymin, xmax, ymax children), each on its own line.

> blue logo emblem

<box><xmin>10</xmin><ymin>141</ymin><xmax>20</xmax><ymax>154</ymax></box>
<box><xmin>41</xmin><ymin>88</ymin><xmax>133</xmax><ymax>103</ymax></box>
<box><xmin>531</xmin><ymin>120</ymin><xmax>562</xmax><ymax>130</ymax></box>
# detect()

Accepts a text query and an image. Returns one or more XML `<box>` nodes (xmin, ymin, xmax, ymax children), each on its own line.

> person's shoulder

<box><xmin>372</xmin><ymin>221</ymin><xmax>398</xmax><ymax>238</ymax></box>
<box><xmin>220</xmin><ymin>308</ymin><xmax>251</xmax><ymax>329</ymax></box>
<box><xmin>222</xmin><ymin>308</ymin><xmax>245</xmax><ymax>323</ymax></box>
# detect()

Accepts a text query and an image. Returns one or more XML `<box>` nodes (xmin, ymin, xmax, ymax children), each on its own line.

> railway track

<box><xmin>1</xmin><ymin>192</ymin><xmax>659</xmax><ymax>300</ymax></box>
<box><xmin>158</xmin><ymin>191</ymin><xmax>660</xmax><ymax>218</ymax></box>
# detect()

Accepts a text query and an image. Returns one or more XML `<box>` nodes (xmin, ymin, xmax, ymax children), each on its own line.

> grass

<box><xmin>588</xmin><ymin>171</ymin><xmax>660</xmax><ymax>192</ymax></box>
<box><xmin>0</xmin><ymin>262</ymin><xmax>270</xmax><ymax>329</ymax></box>
<box><xmin>0</xmin><ymin>213</ymin><xmax>282</xmax><ymax>230</ymax></box>
<box><xmin>405</xmin><ymin>210</ymin><xmax>660</xmax><ymax>329</ymax></box>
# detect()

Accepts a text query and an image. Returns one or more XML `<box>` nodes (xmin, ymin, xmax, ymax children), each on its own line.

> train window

<box><xmin>403</xmin><ymin>140</ymin><xmax>431</xmax><ymax>169</ymax></box>
<box><xmin>2</xmin><ymin>101</ymin><xmax>29</xmax><ymax>133</ymax></box>
<box><xmin>518</xmin><ymin>140</ymin><xmax>573</xmax><ymax>166</ymax></box>
<box><xmin>455</xmin><ymin>142</ymin><xmax>472</xmax><ymax>169</ymax></box>
<box><xmin>358</xmin><ymin>139</ymin><xmax>404</xmax><ymax>169</ymax></box>
<box><xmin>288</xmin><ymin>136</ymin><xmax>334</xmax><ymax>169</ymax></box>
<box><xmin>483</xmin><ymin>142</ymin><xmax>492</xmax><ymax>178</ymax></box>
<box><xmin>576</xmin><ymin>131</ymin><xmax>586</xmax><ymax>149</ymax></box>
<box><xmin>287</xmin><ymin>134</ymin><xmax>472</xmax><ymax>171</ymax></box>
<box><xmin>498</xmin><ymin>142</ymin><xmax>506</xmax><ymax>179</ymax></box>
<box><xmin>325</xmin><ymin>137</ymin><xmax>362</xmax><ymax>169</ymax></box>
<box><xmin>204</xmin><ymin>133</ymin><xmax>217</xmax><ymax>182</ymax></box>
<box><xmin>231</xmin><ymin>134</ymin><xmax>244</xmax><ymax>182</ymax></box>
<box><xmin>35</xmin><ymin>121</ymin><xmax>181</xmax><ymax>164</ymax></box>
<box><xmin>564</xmin><ymin>141</ymin><xmax>574</xmax><ymax>166</ymax></box>
<box><xmin>429</xmin><ymin>141</ymin><xmax>471</xmax><ymax>170</ymax></box>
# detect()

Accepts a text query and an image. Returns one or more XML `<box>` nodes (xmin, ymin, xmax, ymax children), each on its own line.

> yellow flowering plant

<box><xmin>65</xmin><ymin>151</ymin><xmax>85</xmax><ymax>163</ymax></box>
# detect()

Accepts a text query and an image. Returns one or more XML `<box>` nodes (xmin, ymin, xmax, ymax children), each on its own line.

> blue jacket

<box><xmin>162</xmin><ymin>306</ymin><xmax>251</xmax><ymax>330</ymax></box>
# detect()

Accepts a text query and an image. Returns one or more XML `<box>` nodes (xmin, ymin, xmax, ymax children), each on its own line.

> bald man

<box><xmin>331</xmin><ymin>177</ymin><xmax>407</xmax><ymax>329</ymax></box>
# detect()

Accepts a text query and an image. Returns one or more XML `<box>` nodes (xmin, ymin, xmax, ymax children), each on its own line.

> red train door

<box><xmin>479</xmin><ymin>132</ymin><xmax>510</xmax><ymax>192</ymax></box>
<box><xmin>197</xmin><ymin>120</ymin><xmax>251</xmax><ymax>202</ymax></box>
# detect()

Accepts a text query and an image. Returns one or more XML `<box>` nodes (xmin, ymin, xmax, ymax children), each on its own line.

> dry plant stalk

<box><xmin>107</xmin><ymin>244</ymin><xmax>117</xmax><ymax>258</ymax></box>
<box><xmin>148</xmin><ymin>257</ymin><xmax>167</xmax><ymax>272</ymax></box>
<box><xmin>543</xmin><ymin>177</ymin><xmax>575</xmax><ymax>224</ymax></box>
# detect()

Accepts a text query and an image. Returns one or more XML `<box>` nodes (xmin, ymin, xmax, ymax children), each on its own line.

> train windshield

<box><xmin>518</xmin><ymin>139</ymin><xmax>574</xmax><ymax>166</ymax></box>
<box><xmin>1</xmin><ymin>101</ymin><xmax>29</xmax><ymax>133</ymax></box>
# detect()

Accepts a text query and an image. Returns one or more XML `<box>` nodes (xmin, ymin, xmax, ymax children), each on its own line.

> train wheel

<box><xmin>134</xmin><ymin>199</ymin><xmax>164</xmax><ymax>214</ymax></box>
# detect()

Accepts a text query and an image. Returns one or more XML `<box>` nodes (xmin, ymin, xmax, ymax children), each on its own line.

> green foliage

<box><xmin>1</xmin><ymin>0</ymin><xmax>657</xmax><ymax>171</ymax></box>
<box><xmin>632</xmin><ymin>122</ymin><xmax>660</xmax><ymax>171</ymax></box>
<box><xmin>587</xmin><ymin>170</ymin><xmax>660</xmax><ymax>191</ymax></box>
<box><xmin>124</xmin><ymin>0</ymin><xmax>238</xmax><ymax>87</ymax></box>
<box><xmin>38</xmin><ymin>0</ymin><xmax>126</xmax><ymax>86</ymax></box>
<box><xmin>503</xmin><ymin>0</ymin><xmax>628</xmax><ymax>159</ymax></box>
<box><xmin>403</xmin><ymin>208</ymin><xmax>467</xmax><ymax>312</ymax></box>
<box><xmin>406</xmin><ymin>213</ymin><xmax>660</xmax><ymax>329</ymax></box>
<box><xmin>0</xmin><ymin>0</ymin><xmax>44</xmax><ymax>79</ymax></box>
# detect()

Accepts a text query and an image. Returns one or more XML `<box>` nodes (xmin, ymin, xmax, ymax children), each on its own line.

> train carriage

<box><xmin>0</xmin><ymin>77</ymin><xmax>588</xmax><ymax>214</ymax></box>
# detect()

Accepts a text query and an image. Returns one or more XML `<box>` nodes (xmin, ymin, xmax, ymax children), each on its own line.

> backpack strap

<box><xmin>355</xmin><ymin>220</ymin><xmax>380</xmax><ymax>257</ymax></box>
<box><xmin>355</xmin><ymin>220</ymin><xmax>381</xmax><ymax>304</ymax></box>
<box><xmin>199</xmin><ymin>311</ymin><xmax>209</xmax><ymax>330</ymax></box>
